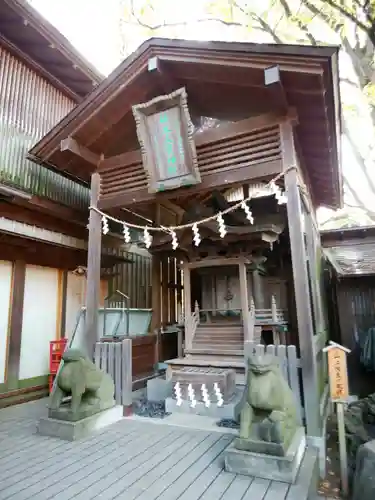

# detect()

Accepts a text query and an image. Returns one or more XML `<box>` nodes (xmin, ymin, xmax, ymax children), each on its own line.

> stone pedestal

<box><xmin>165</xmin><ymin>389</ymin><xmax>242</xmax><ymax>419</ymax></box>
<box><xmin>37</xmin><ymin>405</ymin><xmax>123</xmax><ymax>441</ymax></box>
<box><xmin>170</xmin><ymin>367</ymin><xmax>236</xmax><ymax>403</ymax></box>
<box><xmin>224</xmin><ymin>427</ymin><xmax>306</xmax><ymax>483</ymax></box>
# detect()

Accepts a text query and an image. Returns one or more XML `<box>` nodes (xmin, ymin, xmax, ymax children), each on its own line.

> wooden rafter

<box><xmin>60</xmin><ymin>137</ymin><xmax>100</xmax><ymax>166</ymax></box>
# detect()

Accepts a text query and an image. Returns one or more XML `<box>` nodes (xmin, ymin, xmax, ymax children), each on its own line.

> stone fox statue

<box><xmin>239</xmin><ymin>354</ymin><xmax>299</xmax><ymax>449</ymax></box>
<box><xmin>49</xmin><ymin>348</ymin><xmax>115</xmax><ymax>420</ymax></box>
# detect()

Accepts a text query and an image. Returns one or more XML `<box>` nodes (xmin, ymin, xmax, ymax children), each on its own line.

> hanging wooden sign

<box><xmin>132</xmin><ymin>87</ymin><xmax>200</xmax><ymax>193</ymax></box>
<box><xmin>323</xmin><ymin>341</ymin><xmax>351</xmax><ymax>497</ymax></box>
<box><xmin>325</xmin><ymin>342</ymin><xmax>350</xmax><ymax>401</ymax></box>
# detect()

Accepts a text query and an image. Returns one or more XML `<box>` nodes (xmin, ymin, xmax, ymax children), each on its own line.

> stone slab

<box><xmin>147</xmin><ymin>377</ymin><xmax>173</xmax><ymax>402</ymax></box>
<box><xmin>37</xmin><ymin>405</ymin><xmax>123</xmax><ymax>441</ymax></box>
<box><xmin>170</xmin><ymin>366</ymin><xmax>236</xmax><ymax>402</ymax></box>
<box><xmin>224</xmin><ymin>427</ymin><xmax>306</xmax><ymax>483</ymax></box>
<box><xmin>165</xmin><ymin>388</ymin><xmax>243</xmax><ymax>419</ymax></box>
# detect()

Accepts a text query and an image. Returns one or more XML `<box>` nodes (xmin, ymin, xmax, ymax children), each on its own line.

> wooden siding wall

<box><xmin>103</xmin><ymin>332</ymin><xmax>178</xmax><ymax>380</ymax></box>
<box><xmin>0</xmin><ymin>46</ymin><xmax>89</xmax><ymax>208</ymax></box>
<box><xmin>160</xmin><ymin>256</ymin><xmax>182</xmax><ymax>326</ymax></box>
<box><xmin>107</xmin><ymin>249</ymin><xmax>152</xmax><ymax>309</ymax></box>
<box><xmin>336</xmin><ymin>276</ymin><xmax>375</xmax><ymax>351</ymax></box>
<box><xmin>98</xmin><ymin>124</ymin><xmax>281</xmax><ymax>204</ymax></box>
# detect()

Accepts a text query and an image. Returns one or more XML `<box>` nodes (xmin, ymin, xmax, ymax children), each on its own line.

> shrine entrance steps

<box><xmin>184</xmin><ymin>322</ymin><xmax>245</xmax><ymax>370</ymax></box>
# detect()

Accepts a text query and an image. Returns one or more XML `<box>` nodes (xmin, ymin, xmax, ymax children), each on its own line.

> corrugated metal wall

<box><xmin>0</xmin><ymin>46</ymin><xmax>89</xmax><ymax>208</ymax></box>
<box><xmin>336</xmin><ymin>276</ymin><xmax>375</xmax><ymax>350</ymax></box>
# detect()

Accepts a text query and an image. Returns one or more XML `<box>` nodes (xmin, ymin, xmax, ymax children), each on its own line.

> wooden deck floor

<box><xmin>0</xmin><ymin>400</ymin><xmax>332</xmax><ymax>500</ymax></box>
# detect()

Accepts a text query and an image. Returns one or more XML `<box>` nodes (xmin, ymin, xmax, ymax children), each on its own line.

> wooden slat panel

<box><xmin>99</xmin><ymin>125</ymin><xmax>281</xmax><ymax>201</ymax></box>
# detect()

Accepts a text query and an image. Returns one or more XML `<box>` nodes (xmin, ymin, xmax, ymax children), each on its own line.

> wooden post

<box><xmin>150</xmin><ymin>255</ymin><xmax>161</xmax><ymax>333</ymax></box>
<box><xmin>323</xmin><ymin>341</ymin><xmax>350</xmax><ymax>497</ymax></box>
<box><xmin>238</xmin><ymin>261</ymin><xmax>251</xmax><ymax>342</ymax></box>
<box><xmin>183</xmin><ymin>262</ymin><xmax>192</xmax><ymax>349</ymax></box>
<box><xmin>252</xmin><ymin>269</ymin><xmax>265</xmax><ymax>309</ymax></box>
<box><xmin>285</xmin><ymin>165</ymin><xmax>320</xmax><ymax>436</ymax></box>
<box><xmin>85</xmin><ymin>172</ymin><xmax>102</xmax><ymax>359</ymax></box>
<box><xmin>161</xmin><ymin>257</ymin><xmax>169</xmax><ymax>326</ymax></box>
<box><xmin>6</xmin><ymin>260</ymin><xmax>26</xmax><ymax>390</ymax></box>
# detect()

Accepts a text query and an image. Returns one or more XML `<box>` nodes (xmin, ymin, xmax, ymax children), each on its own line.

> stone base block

<box><xmin>147</xmin><ymin>377</ymin><xmax>172</xmax><ymax>402</ymax></box>
<box><xmin>224</xmin><ymin>427</ymin><xmax>306</xmax><ymax>483</ymax></box>
<box><xmin>170</xmin><ymin>367</ymin><xmax>236</xmax><ymax>403</ymax></box>
<box><xmin>37</xmin><ymin>405</ymin><xmax>123</xmax><ymax>441</ymax></box>
<box><xmin>165</xmin><ymin>389</ymin><xmax>242</xmax><ymax>420</ymax></box>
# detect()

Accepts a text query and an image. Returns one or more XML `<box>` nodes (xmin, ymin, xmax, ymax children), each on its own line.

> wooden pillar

<box><xmin>6</xmin><ymin>260</ymin><xmax>26</xmax><ymax>390</ymax></box>
<box><xmin>183</xmin><ymin>262</ymin><xmax>191</xmax><ymax>317</ymax></box>
<box><xmin>238</xmin><ymin>261</ymin><xmax>251</xmax><ymax>342</ymax></box>
<box><xmin>285</xmin><ymin>165</ymin><xmax>319</xmax><ymax>437</ymax></box>
<box><xmin>183</xmin><ymin>262</ymin><xmax>192</xmax><ymax>350</ymax></box>
<box><xmin>85</xmin><ymin>173</ymin><xmax>102</xmax><ymax>358</ymax></box>
<box><xmin>150</xmin><ymin>255</ymin><xmax>161</xmax><ymax>333</ymax></box>
<box><xmin>169</xmin><ymin>258</ymin><xmax>176</xmax><ymax>324</ymax></box>
<box><xmin>252</xmin><ymin>269</ymin><xmax>265</xmax><ymax>309</ymax></box>
<box><xmin>161</xmin><ymin>257</ymin><xmax>169</xmax><ymax>327</ymax></box>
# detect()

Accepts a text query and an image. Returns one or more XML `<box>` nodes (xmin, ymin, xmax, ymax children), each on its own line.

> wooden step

<box><xmin>193</xmin><ymin>342</ymin><xmax>243</xmax><ymax>350</ymax></box>
<box><xmin>194</xmin><ymin>339</ymin><xmax>243</xmax><ymax>345</ymax></box>
<box><xmin>186</xmin><ymin>347</ymin><xmax>244</xmax><ymax>356</ymax></box>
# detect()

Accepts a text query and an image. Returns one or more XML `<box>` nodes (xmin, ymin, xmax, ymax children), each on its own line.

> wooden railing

<box><xmin>184</xmin><ymin>301</ymin><xmax>200</xmax><ymax>351</ymax></box>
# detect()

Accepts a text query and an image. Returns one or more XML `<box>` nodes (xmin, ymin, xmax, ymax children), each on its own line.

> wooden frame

<box><xmin>132</xmin><ymin>87</ymin><xmax>200</xmax><ymax>193</ymax></box>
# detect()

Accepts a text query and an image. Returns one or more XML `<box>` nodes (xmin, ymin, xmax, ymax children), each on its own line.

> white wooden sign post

<box><xmin>323</xmin><ymin>341</ymin><xmax>351</xmax><ymax>497</ymax></box>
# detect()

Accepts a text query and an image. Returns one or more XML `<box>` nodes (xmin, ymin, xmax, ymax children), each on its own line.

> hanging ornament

<box><xmin>270</xmin><ymin>181</ymin><xmax>287</xmax><ymax>205</ymax></box>
<box><xmin>143</xmin><ymin>227</ymin><xmax>152</xmax><ymax>249</ymax></box>
<box><xmin>101</xmin><ymin>216</ymin><xmax>109</xmax><ymax>235</ymax></box>
<box><xmin>123</xmin><ymin>224</ymin><xmax>131</xmax><ymax>243</ymax></box>
<box><xmin>216</xmin><ymin>213</ymin><xmax>227</xmax><ymax>238</ymax></box>
<box><xmin>171</xmin><ymin>230</ymin><xmax>178</xmax><ymax>250</ymax></box>
<box><xmin>278</xmin><ymin>193</ymin><xmax>288</xmax><ymax>205</ymax></box>
<box><xmin>241</xmin><ymin>200</ymin><xmax>254</xmax><ymax>224</ymax></box>
<box><xmin>192</xmin><ymin>223</ymin><xmax>201</xmax><ymax>246</ymax></box>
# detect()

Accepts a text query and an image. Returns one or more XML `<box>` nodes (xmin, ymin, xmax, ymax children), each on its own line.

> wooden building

<box><xmin>322</xmin><ymin>226</ymin><xmax>375</xmax><ymax>397</ymax></box>
<box><xmin>29</xmin><ymin>38</ymin><xmax>342</xmax><ymax>442</ymax></box>
<box><xmin>0</xmin><ymin>0</ymin><xmax>152</xmax><ymax>407</ymax></box>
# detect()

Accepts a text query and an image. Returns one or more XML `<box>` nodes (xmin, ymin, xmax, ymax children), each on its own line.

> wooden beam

<box><xmin>281</xmin><ymin>122</ymin><xmax>319</xmax><ymax>436</ymax></box>
<box><xmin>187</xmin><ymin>257</ymin><xmax>250</xmax><ymax>269</ymax></box>
<box><xmin>61</xmin><ymin>137</ymin><xmax>100</xmax><ymax>166</ymax></box>
<box><xmin>6</xmin><ymin>260</ymin><xmax>26</xmax><ymax>390</ymax></box>
<box><xmin>84</xmin><ymin>173</ymin><xmax>102</xmax><ymax>357</ymax></box>
<box><xmin>150</xmin><ymin>255</ymin><xmax>161</xmax><ymax>332</ymax></box>
<box><xmin>98</xmin><ymin>158</ymin><xmax>282</xmax><ymax>210</ymax></box>
<box><xmin>238</xmin><ymin>261</ymin><xmax>251</xmax><ymax>342</ymax></box>
<box><xmin>97</xmin><ymin>110</ymin><xmax>296</xmax><ymax>174</ymax></box>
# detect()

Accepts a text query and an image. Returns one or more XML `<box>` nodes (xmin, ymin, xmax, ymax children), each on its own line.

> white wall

<box><xmin>19</xmin><ymin>265</ymin><xmax>60</xmax><ymax>380</ymax></box>
<box><xmin>0</xmin><ymin>261</ymin><xmax>12</xmax><ymax>384</ymax></box>
<box><xmin>65</xmin><ymin>272</ymin><xmax>85</xmax><ymax>351</ymax></box>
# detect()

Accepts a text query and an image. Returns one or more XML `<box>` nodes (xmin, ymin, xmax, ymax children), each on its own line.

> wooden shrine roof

<box><xmin>322</xmin><ymin>226</ymin><xmax>375</xmax><ymax>276</ymax></box>
<box><xmin>29</xmin><ymin>38</ymin><xmax>342</xmax><ymax>209</ymax></box>
<box><xmin>0</xmin><ymin>0</ymin><xmax>103</xmax><ymax>101</ymax></box>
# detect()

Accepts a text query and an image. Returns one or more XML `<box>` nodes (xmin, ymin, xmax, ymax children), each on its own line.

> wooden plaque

<box><xmin>327</xmin><ymin>347</ymin><xmax>349</xmax><ymax>401</ymax></box>
<box><xmin>132</xmin><ymin>87</ymin><xmax>200</xmax><ymax>193</ymax></box>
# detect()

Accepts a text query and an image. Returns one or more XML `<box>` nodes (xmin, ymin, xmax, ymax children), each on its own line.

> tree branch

<box><xmin>321</xmin><ymin>0</ymin><xmax>370</xmax><ymax>32</ymax></box>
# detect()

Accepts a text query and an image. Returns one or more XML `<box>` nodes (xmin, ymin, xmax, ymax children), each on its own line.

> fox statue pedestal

<box><xmin>224</xmin><ymin>353</ymin><xmax>306</xmax><ymax>483</ymax></box>
<box><xmin>38</xmin><ymin>349</ymin><xmax>123</xmax><ymax>441</ymax></box>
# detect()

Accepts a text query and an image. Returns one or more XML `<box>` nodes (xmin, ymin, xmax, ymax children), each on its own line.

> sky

<box><xmin>28</xmin><ymin>0</ymin><xmax>375</xmax><ymax>226</ymax></box>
